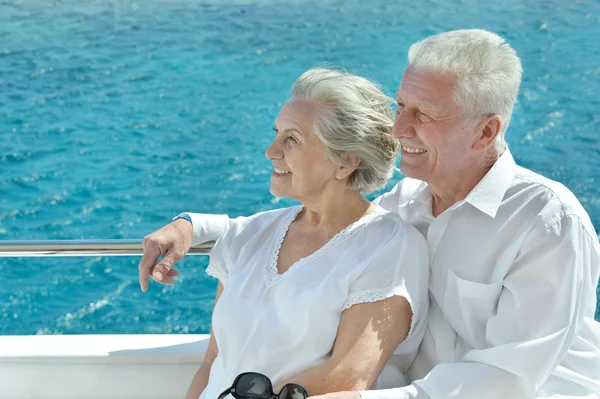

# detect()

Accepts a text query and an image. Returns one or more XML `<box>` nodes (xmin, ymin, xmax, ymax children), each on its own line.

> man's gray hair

<box><xmin>291</xmin><ymin>68</ymin><xmax>397</xmax><ymax>194</ymax></box>
<box><xmin>408</xmin><ymin>29</ymin><xmax>523</xmax><ymax>153</ymax></box>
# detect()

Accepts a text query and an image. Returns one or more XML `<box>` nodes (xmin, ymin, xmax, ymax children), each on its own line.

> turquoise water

<box><xmin>1</xmin><ymin>0</ymin><xmax>599</xmax><ymax>334</ymax></box>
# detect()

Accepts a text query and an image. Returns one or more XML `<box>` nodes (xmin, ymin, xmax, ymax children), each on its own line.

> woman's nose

<box><xmin>265</xmin><ymin>137</ymin><xmax>283</xmax><ymax>160</ymax></box>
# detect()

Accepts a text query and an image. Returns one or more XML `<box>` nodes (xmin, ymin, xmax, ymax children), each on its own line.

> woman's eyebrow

<box><xmin>285</xmin><ymin>128</ymin><xmax>304</xmax><ymax>137</ymax></box>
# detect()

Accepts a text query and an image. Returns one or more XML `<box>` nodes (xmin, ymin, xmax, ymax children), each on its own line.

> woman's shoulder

<box><xmin>365</xmin><ymin>205</ymin><xmax>414</xmax><ymax>231</ymax></box>
<box><xmin>216</xmin><ymin>206</ymin><xmax>301</xmax><ymax>259</ymax></box>
<box><xmin>360</xmin><ymin>206</ymin><xmax>425</xmax><ymax>245</ymax></box>
<box><xmin>229</xmin><ymin>205</ymin><xmax>301</xmax><ymax>234</ymax></box>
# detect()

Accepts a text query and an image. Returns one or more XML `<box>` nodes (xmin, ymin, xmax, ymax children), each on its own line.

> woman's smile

<box><xmin>272</xmin><ymin>167</ymin><xmax>291</xmax><ymax>177</ymax></box>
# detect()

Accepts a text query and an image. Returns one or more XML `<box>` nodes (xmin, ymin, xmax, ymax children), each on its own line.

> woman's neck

<box><xmin>297</xmin><ymin>188</ymin><xmax>372</xmax><ymax>231</ymax></box>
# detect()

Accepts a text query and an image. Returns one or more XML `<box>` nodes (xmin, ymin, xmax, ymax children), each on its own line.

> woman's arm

<box><xmin>185</xmin><ymin>283</ymin><xmax>224</xmax><ymax>399</ymax></box>
<box><xmin>284</xmin><ymin>295</ymin><xmax>412</xmax><ymax>395</ymax></box>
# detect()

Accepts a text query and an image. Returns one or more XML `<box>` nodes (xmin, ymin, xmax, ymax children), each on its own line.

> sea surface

<box><xmin>1</xmin><ymin>0</ymin><xmax>599</xmax><ymax>334</ymax></box>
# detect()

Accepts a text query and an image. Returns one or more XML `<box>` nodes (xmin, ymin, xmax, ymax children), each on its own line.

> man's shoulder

<box><xmin>375</xmin><ymin>177</ymin><xmax>424</xmax><ymax>209</ymax></box>
<box><xmin>509</xmin><ymin>166</ymin><xmax>594</xmax><ymax>233</ymax></box>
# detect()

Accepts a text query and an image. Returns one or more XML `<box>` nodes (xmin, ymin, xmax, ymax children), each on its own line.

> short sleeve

<box><xmin>204</xmin><ymin>208</ymin><xmax>287</xmax><ymax>286</ymax></box>
<box><xmin>342</xmin><ymin>214</ymin><xmax>429</xmax><ymax>339</ymax></box>
<box><xmin>205</xmin><ymin>231</ymin><xmax>231</xmax><ymax>284</ymax></box>
<box><xmin>205</xmin><ymin>217</ymin><xmax>248</xmax><ymax>285</ymax></box>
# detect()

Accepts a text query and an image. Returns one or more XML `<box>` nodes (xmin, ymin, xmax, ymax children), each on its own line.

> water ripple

<box><xmin>1</xmin><ymin>0</ymin><xmax>599</xmax><ymax>333</ymax></box>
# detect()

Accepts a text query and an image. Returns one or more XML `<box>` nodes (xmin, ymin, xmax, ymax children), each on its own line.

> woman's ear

<box><xmin>335</xmin><ymin>154</ymin><xmax>360</xmax><ymax>180</ymax></box>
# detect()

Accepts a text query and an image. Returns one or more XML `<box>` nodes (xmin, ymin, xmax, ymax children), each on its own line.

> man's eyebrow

<box><xmin>415</xmin><ymin>101</ymin><xmax>440</xmax><ymax>112</ymax></box>
<box><xmin>396</xmin><ymin>95</ymin><xmax>440</xmax><ymax>113</ymax></box>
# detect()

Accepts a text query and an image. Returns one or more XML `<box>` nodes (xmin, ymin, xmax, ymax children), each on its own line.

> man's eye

<box><xmin>417</xmin><ymin>111</ymin><xmax>433</xmax><ymax>122</ymax></box>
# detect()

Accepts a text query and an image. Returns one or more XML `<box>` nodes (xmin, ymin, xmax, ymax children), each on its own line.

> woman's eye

<box><xmin>286</xmin><ymin>135</ymin><xmax>297</xmax><ymax>143</ymax></box>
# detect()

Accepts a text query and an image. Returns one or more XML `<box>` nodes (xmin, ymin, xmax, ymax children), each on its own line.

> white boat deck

<box><xmin>0</xmin><ymin>241</ymin><xmax>216</xmax><ymax>398</ymax></box>
<box><xmin>0</xmin><ymin>334</ymin><xmax>210</xmax><ymax>399</ymax></box>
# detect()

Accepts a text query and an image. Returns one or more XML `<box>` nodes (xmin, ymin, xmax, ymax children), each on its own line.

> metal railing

<box><xmin>0</xmin><ymin>240</ymin><xmax>214</xmax><ymax>257</ymax></box>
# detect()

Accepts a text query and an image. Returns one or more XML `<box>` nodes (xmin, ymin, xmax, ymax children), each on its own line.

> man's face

<box><xmin>393</xmin><ymin>66</ymin><xmax>477</xmax><ymax>186</ymax></box>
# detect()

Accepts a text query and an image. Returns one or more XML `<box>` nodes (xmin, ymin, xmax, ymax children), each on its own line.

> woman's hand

<box><xmin>138</xmin><ymin>219</ymin><xmax>193</xmax><ymax>291</ymax></box>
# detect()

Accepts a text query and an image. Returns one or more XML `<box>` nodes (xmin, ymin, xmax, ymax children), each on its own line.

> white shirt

<box><xmin>186</xmin><ymin>149</ymin><xmax>600</xmax><ymax>399</ymax></box>
<box><xmin>197</xmin><ymin>205</ymin><xmax>429</xmax><ymax>399</ymax></box>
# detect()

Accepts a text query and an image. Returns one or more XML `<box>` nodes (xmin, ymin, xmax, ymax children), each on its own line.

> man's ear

<box><xmin>473</xmin><ymin>115</ymin><xmax>502</xmax><ymax>151</ymax></box>
<box><xmin>335</xmin><ymin>154</ymin><xmax>360</xmax><ymax>180</ymax></box>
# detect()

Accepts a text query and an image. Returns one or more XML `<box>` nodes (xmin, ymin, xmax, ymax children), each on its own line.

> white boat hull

<box><xmin>0</xmin><ymin>334</ymin><xmax>210</xmax><ymax>399</ymax></box>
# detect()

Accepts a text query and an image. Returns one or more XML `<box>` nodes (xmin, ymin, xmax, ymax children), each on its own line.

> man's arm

<box><xmin>141</xmin><ymin>177</ymin><xmax>411</xmax><ymax>291</ymax></box>
<box><xmin>184</xmin><ymin>212</ymin><xmax>235</xmax><ymax>246</ymax></box>
<box><xmin>319</xmin><ymin>214</ymin><xmax>600</xmax><ymax>399</ymax></box>
<box><xmin>184</xmin><ymin>177</ymin><xmax>411</xmax><ymax>249</ymax></box>
<box><xmin>137</xmin><ymin>213</ymin><xmax>240</xmax><ymax>291</ymax></box>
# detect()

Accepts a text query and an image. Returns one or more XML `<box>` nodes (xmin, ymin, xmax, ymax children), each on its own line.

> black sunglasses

<box><xmin>218</xmin><ymin>372</ymin><xmax>309</xmax><ymax>399</ymax></box>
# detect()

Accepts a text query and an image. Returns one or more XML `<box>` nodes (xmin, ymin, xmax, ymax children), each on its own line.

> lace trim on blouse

<box><xmin>206</xmin><ymin>262</ymin><xmax>228</xmax><ymax>284</ymax></box>
<box><xmin>264</xmin><ymin>205</ymin><xmax>383</xmax><ymax>287</ymax></box>
<box><xmin>342</xmin><ymin>286</ymin><xmax>416</xmax><ymax>339</ymax></box>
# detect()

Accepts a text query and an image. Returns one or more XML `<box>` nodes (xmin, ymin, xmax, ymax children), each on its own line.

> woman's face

<box><xmin>265</xmin><ymin>99</ymin><xmax>340</xmax><ymax>202</ymax></box>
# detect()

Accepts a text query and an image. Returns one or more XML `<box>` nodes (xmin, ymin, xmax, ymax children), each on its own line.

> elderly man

<box><xmin>139</xmin><ymin>30</ymin><xmax>600</xmax><ymax>398</ymax></box>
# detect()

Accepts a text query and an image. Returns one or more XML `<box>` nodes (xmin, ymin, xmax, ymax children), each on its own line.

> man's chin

<box><xmin>398</xmin><ymin>164</ymin><xmax>425</xmax><ymax>181</ymax></box>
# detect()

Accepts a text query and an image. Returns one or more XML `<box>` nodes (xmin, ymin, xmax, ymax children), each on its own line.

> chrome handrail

<box><xmin>0</xmin><ymin>240</ymin><xmax>214</xmax><ymax>257</ymax></box>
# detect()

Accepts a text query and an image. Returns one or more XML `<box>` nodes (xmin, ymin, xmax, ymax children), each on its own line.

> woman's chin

<box><xmin>269</xmin><ymin>185</ymin><xmax>286</xmax><ymax>198</ymax></box>
<box><xmin>270</xmin><ymin>185</ymin><xmax>298</xmax><ymax>202</ymax></box>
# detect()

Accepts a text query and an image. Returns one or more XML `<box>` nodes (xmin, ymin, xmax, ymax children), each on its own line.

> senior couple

<box><xmin>139</xmin><ymin>29</ymin><xmax>600</xmax><ymax>399</ymax></box>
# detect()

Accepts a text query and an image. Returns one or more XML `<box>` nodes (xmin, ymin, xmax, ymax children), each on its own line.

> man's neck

<box><xmin>429</xmin><ymin>153</ymin><xmax>500</xmax><ymax>217</ymax></box>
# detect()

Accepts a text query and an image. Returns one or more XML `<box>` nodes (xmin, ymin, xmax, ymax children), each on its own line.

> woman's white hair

<box><xmin>291</xmin><ymin>68</ymin><xmax>397</xmax><ymax>194</ymax></box>
<box><xmin>408</xmin><ymin>29</ymin><xmax>523</xmax><ymax>153</ymax></box>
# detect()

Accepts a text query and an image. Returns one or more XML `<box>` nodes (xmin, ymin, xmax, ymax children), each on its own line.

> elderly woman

<box><xmin>185</xmin><ymin>69</ymin><xmax>429</xmax><ymax>399</ymax></box>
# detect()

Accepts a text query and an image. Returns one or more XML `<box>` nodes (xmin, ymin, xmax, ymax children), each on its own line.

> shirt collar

<box><xmin>408</xmin><ymin>180</ymin><xmax>433</xmax><ymax>217</ymax></box>
<box><xmin>406</xmin><ymin>149</ymin><xmax>517</xmax><ymax>219</ymax></box>
<box><xmin>463</xmin><ymin>148</ymin><xmax>517</xmax><ymax>218</ymax></box>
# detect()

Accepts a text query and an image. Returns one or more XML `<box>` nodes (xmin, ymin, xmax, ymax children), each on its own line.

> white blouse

<box><xmin>198</xmin><ymin>205</ymin><xmax>429</xmax><ymax>399</ymax></box>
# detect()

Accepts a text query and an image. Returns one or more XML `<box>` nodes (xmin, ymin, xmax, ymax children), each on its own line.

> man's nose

<box><xmin>392</xmin><ymin>110</ymin><xmax>415</xmax><ymax>139</ymax></box>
